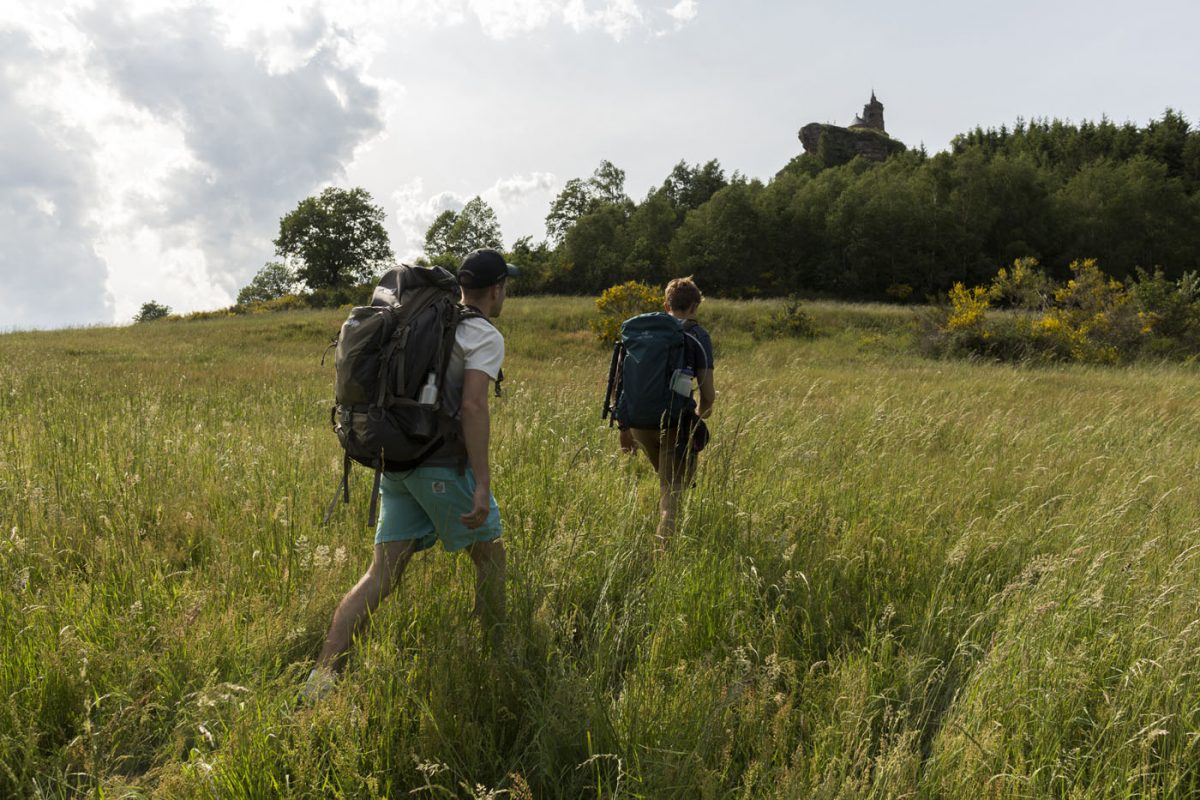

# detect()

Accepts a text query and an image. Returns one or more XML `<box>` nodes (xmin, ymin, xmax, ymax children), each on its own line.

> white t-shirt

<box><xmin>441</xmin><ymin>316</ymin><xmax>504</xmax><ymax>419</ymax></box>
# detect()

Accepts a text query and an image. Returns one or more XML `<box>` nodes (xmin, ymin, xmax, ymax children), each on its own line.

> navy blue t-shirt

<box><xmin>683</xmin><ymin>321</ymin><xmax>714</xmax><ymax>372</ymax></box>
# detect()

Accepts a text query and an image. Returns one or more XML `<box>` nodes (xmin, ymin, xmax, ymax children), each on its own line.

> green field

<box><xmin>3</xmin><ymin>298</ymin><xmax>1200</xmax><ymax>798</ymax></box>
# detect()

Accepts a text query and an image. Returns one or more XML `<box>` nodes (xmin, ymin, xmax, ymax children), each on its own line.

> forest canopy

<box><xmin>502</xmin><ymin>110</ymin><xmax>1200</xmax><ymax>300</ymax></box>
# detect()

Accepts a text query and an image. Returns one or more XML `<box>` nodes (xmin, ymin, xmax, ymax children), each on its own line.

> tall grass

<box><xmin>2</xmin><ymin>299</ymin><xmax>1199</xmax><ymax>797</ymax></box>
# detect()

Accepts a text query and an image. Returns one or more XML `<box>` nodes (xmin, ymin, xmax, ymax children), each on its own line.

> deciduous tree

<box><xmin>275</xmin><ymin>187</ymin><xmax>393</xmax><ymax>290</ymax></box>
<box><xmin>422</xmin><ymin>197</ymin><xmax>503</xmax><ymax>264</ymax></box>
<box><xmin>236</xmin><ymin>261</ymin><xmax>298</xmax><ymax>305</ymax></box>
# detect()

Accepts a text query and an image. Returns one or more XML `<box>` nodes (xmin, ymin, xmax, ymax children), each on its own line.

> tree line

<box><xmin>236</xmin><ymin>109</ymin><xmax>1200</xmax><ymax>307</ymax></box>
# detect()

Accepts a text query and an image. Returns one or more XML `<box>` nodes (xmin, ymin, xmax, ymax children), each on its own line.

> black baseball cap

<box><xmin>458</xmin><ymin>249</ymin><xmax>519</xmax><ymax>289</ymax></box>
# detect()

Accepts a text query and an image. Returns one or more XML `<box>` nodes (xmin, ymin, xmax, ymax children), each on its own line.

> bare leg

<box><xmin>632</xmin><ymin>428</ymin><xmax>696</xmax><ymax>547</ymax></box>
<box><xmin>654</xmin><ymin>427</ymin><xmax>694</xmax><ymax>544</ymax></box>
<box><xmin>316</xmin><ymin>539</ymin><xmax>418</xmax><ymax>671</ymax></box>
<box><xmin>468</xmin><ymin>538</ymin><xmax>506</xmax><ymax>648</ymax></box>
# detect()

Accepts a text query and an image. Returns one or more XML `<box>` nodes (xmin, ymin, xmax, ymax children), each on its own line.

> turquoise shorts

<box><xmin>374</xmin><ymin>467</ymin><xmax>502</xmax><ymax>552</ymax></box>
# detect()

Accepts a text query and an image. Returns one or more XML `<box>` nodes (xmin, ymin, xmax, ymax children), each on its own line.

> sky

<box><xmin>2</xmin><ymin>0</ymin><xmax>1198</xmax><ymax>330</ymax></box>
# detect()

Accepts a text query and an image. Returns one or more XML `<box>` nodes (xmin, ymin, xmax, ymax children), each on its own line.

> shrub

<box><xmin>926</xmin><ymin>258</ymin><xmax>1200</xmax><ymax>365</ymax></box>
<box><xmin>943</xmin><ymin>283</ymin><xmax>989</xmax><ymax>332</ymax></box>
<box><xmin>134</xmin><ymin>300</ymin><xmax>171</xmax><ymax>323</ymax></box>
<box><xmin>986</xmin><ymin>257</ymin><xmax>1056</xmax><ymax>310</ymax></box>
<box><xmin>182</xmin><ymin>309</ymin><xmax>237</xmax><ymax>322</ymax></box>
<box><xmin>751</xmin><ymin>296</ymin><xmax>818</xmax><ymax>340</ymax></box>
<box><xmin>245</xmin><ymin>294</ymin><xmax>311</xmax><ymax>314</ymax></box>
<box><xmin>590</xmin><ymin>281</ymin><xmax>661</xmax><ymax>344</ymax></box>
<box><xmin>1128</xmin><ymin>268</ymin><xmax>1200</xmax><ymax>350</ymax></box>
<box><xmin>236</xmin><ymin>262</ymin><xmax>298</xmax><ymax>305</ymax></box>
<box><xmin>1051</xmin><ymin>259</ymin><xmax>1142</xmax><ymax>361</ymax></box>
<box><xmin>305</xmin><ymin>283</ymin><xmax>374</xmax><ymax>308</ymax></box>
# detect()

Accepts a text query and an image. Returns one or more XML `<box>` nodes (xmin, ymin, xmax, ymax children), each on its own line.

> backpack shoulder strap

<box><xmin>680</xmin><ymin>319</ymin><xmax>708</xmax><ymax>369</ymax></box>
<box><xmin>459</xmin><ymin>304</ymin><xmax>494</xmax><ymax>326</ymax></box>
<box><xmin>458</xmin><ymin>305</ymin><xmax>504</xmax><ymax>397</ymax></box>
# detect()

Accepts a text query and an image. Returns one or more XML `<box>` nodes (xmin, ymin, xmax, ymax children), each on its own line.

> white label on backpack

<box><xmin>431</xmin><ymin>481</ymin><xmax>446</xmax><ymax>495</ymax></box>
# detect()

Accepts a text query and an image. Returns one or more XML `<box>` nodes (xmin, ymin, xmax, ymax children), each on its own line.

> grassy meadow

<box><xmin>3</xmin><ymin>297</ymin><xmax>1200</xmax><ymax>798</ymax></box>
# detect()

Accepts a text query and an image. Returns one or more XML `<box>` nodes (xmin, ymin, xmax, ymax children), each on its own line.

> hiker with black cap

<box><xmin>305</xmin><ymin>248</ymin><xmax>517</xmax><ymax>700</ymax></box>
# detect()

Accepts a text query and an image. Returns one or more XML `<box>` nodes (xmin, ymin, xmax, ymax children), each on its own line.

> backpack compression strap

<box><xmin>321</xmin><ymin>451</ymin><xmax>352</xmax><ymax>526</ymax></box>
<box><xmin>367</xmin><ymin>465</ymin><xmax>384</xmax><ymax>528</ymax></box>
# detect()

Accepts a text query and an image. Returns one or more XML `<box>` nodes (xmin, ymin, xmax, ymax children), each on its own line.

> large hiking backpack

<box><xmin>607</xmin><ymin>312</ymin><xmax>698</xmax><ymax>430</ymax></box>
<box><xmin>323</xmin><ymin>264</ymin><xmax>478</xmax><ymax>525</ymax></box>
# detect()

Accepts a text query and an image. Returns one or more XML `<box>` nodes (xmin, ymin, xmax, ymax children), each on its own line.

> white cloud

<box><xmin>468</xmin><ymin>0</ymin><xmax>557</xmax><ymax>39</ymax></box>
<box><xmin>0</xmin><ymin>28</ymin><xmax>112</xmax><ymax>330</ymax></box>
<box><xmin>377</xmin><ymin>0</ymin><xmax>690</xmax><ymax>42</ymax></box>
<box><xmin>666</xmin><ymin>0</ymin><xmax>697</xmax><ymax>25</ymax></box>
<box><xmin>486</xmin><ymin>172</ymin><xmax>558</xmax><ymax>209</ymax></box>
<box><xmin>391</xmin><ymin>0</ymin><xmax>469</xmax><ymax>29</ymax></box>
<box><xmin>82</xmin><ymin>4</ymin><xmax>387</xmax><ymax>317</ymax></box>
<box><xmin>0</xmin><ymin>0</ymin><xmax>702</xmax><ymax>327</ymax></box>
<box><xmin>391</xmin><ymin>171</ymin><xmax>557</xmax><ymax>259</ymax></box>
<box><xmin>563</xmin><ymin>0</ymin><xmax>645</xmax><ymax>40</ymax></box>
<box><xmin>391</xmin><ymin>179</ymin><xmax>465</xmax><ymax>260</ymax></box>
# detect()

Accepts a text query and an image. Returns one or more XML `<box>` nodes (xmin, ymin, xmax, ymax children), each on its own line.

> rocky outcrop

<box><xmin>798</xmin><ymin>123</ymin><xmax>906</xmax><ymax>166</ymax></box>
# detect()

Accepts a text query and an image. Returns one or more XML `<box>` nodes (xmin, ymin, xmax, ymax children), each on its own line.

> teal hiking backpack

<box><xmin>323</xmin><ymin>264</ymin><xmax>484</xmax><ymax>525</ymax></box>
<box><xmin>605</xmin><ymin>312</ymin><xmax>697</xmax><ymax>430</ymax></box>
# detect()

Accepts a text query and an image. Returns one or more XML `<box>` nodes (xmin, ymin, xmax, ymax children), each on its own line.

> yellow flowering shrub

<box><xmin>590</xmin><ymin>280</ymin><xmax>662</xmax><ymax>344</ymax></box>
<box><xmin>930</xmin><ymin>258</ymin><xmax>1199</xmax><ymax>364</ymax></box>
<box><xmin>1053</xmin><ymin>259</ymin><xmax>1126</xmax><ymax>314</ymax></box>
<box><xmin>944</xmin><ymin>283</ymin><xmax>990</xmax><ymax>332</ymax></box>
<box><xmin>988</xmin><ymin>257</ymin><xmax>1055</xmax><ymax>310</ymax></box>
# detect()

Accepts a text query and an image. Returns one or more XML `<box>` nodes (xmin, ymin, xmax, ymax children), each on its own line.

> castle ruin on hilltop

<box><xmin>798</xmin><ymin>91</ymin><xmax>904</xmax><ymax>164</ymax></box>
<box><xmin>850</xmin><ymin>91</ymin><xmax>886</xmax><ymax>132</ymax></box>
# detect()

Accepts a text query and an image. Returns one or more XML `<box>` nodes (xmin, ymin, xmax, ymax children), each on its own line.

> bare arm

<box><xmin>459</xmin><ymin>368</ymin><xmax>492</xmax><ymax>528</ymax></box>
<box><xmin>696</xmin><ymin>368</ymin><xmax>715</xmax><ymax>419</ymax></box>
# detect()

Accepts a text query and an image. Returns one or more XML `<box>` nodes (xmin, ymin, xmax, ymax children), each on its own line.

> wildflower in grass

<box><xmin>415</xmin><ymin>759</ymin><xmax>450</xmax><ymax>781</ymax></box>
<box><xmin>508</xmin><ymin>772</ymin><xmax>534</xmax><ymax>800</ymax></box>
<box><xmin>198</xmin><ymin>723</ymin><xmax>216</xmax><ymax>749</ymax></box>
<box><xmin>765</xmin><ymin>652</ymin><xmax>783</xmax><ymax>682</ymax></box>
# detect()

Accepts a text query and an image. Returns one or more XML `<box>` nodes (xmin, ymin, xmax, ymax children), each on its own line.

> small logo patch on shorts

<box><xmin>431</xmin><ymin>481</ymin><xmax>446</xmax><ymax>495</ymax></box>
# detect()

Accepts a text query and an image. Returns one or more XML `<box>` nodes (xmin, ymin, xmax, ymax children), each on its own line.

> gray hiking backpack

<box><xmin>323</xmin><ymin>264</ymin><xmax>488</xmax><ymax>526</ymax></box>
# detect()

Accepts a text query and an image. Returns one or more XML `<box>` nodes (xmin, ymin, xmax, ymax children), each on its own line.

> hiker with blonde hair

<box><xmin>609</xmin><ymin>276</ymin><xmax>715</xmax><ymax>544</ymax></box>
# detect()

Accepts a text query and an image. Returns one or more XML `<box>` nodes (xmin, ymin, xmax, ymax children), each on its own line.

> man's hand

<box><xmin>460</xmin><ymin>483</ymin><xmax>490</xmax><ymax>529</ymax></box>
<box><xmin>619</xmin><ymin>428</ymin><xmax>637</xmax><ymax>454</ymax></box>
